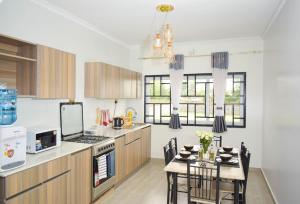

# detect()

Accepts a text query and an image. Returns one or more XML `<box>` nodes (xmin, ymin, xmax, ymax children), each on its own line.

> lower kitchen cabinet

<box><xmin>114</xmin><ymin>126</ymin><xmax>152</xmax><ymax>186</ymax></box>
<box><xmin>6</xmin><ymin>186</ymin><xmax>42</xmax><ymax>204</ymax></box>
<box><xmin>125</xmin><ymin>138</ymin><xmax>141</xmax><ymax>177</ymax></box>
<box><xmin>70</xmin><ymin>148</ymin><xmax>92</xmax><ymax>204</ymax></box>
<box><xmin>0</xmin><ymin>149</ymin><xmax>92</xmax><ymax>204</ymax></box>
<box><xmin>141</xmin><ymin>127</ymin><xmax>151</xmax><ymax>164</ymax></box>
<box><xmin>5</xmin><ymin>172</ymin><xmax>70</xmax><ymax>204</ymax></box>
<box><xmin>41</xmin><ymin>172</ymin><xmax>71</xmax><ymax>204</ymax></box>
<box><xmin>115</xmin><ymin>136</ymin><xmax>126</xmax><ymax>184</ymax></box>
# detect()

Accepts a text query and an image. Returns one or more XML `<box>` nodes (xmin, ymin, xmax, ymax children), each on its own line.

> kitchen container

<box><xmin>0</xmin><ymin>89</ymin><xmax>17</xmax><ymax>125</ymax></box>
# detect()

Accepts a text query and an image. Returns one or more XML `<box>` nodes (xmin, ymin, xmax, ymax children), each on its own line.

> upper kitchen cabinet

<box><xmin>119</xmin><ymin>68</ymin><xmax>137</xmax><ymax>99</ymax></box>
<box><xmin>0</xmin><ymin>34</ymin><xmax>37</xmax><ymax>96</ymax></box>
<box><xmin>37</xmin><ymin>45</ymin><xmax>76</xmax><ymax>99</ymax></box>
<box><xmin>0</xmin><ymin>34</ymin><xmax>76</xmax><ymax>99</ymax></box>
<box><xmin>136</xmin><ymin>72</ymin><xmax>142</xmax><ymax>99</ymax></box>
<box><xmin>85</xmin><ymin>62</ymin><xmax>120</xmax><ymax>99</ymax></box>
<box><xmin>84</xmin><ymin>62</ymin><xmax>141</xmax><ymax>99</ymax></box>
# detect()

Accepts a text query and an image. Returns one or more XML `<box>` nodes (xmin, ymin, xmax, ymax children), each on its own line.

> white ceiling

<box><xmin>44</xmin><ymin>0</ymin><xmax>282</xmax><ymax>45</ymax></box>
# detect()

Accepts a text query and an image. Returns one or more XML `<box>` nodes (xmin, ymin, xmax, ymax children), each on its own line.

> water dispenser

<box><xmin>0</xmin><ymin>89</ymin><xmax>17</xmax><ymax>126</ymax></box>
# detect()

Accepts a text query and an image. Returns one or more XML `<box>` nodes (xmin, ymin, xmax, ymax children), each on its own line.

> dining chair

<box><xmin>241</xmin><ymin>142</ymin><xmax>247</xmax><ymax>155</ymax></box>
<box><xmin>187</xmin><ymin>159</ymin><xmax>222</xmax><ymax>204</ymax></box>
<box><xmin>220</xmin><ymin>144</ymin><xmax>251</xmax><ymax>204</ymax></box>
<box><xmin>214</xmin><ymin>136</ymin><xmax>222</xmax><ymax>147</ymax></box>
<box><xmin>240</xmin><ymin>148</ymin><xmax>251</xmax><ymax>204</ymax></box>
<box><xmin>163</xmin><ymin>142</ymin><xmax>175</xmax><ymax>204</ymax></box>
<box><xmin>169</xmin><ymin>137</ymin><xmax>178</xmax><ymax>156</ymax></box>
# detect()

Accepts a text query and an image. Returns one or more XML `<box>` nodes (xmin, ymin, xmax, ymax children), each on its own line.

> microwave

<box><xmin>26</xmin><ymin>127</ymin><xmax>61</xmax><ymax>154</ymax></box>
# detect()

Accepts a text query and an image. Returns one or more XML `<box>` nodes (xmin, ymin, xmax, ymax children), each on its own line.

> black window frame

<box><xmin>144</xmin><ymin>72</ymin><xmax>246</xmax><ymax>128</ymax></box>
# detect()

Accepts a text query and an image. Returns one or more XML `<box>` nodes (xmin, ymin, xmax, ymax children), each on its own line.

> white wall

<box><xmin>263</xmin><ymin>0</ymin><xmax>300</xmax><ymax>203</ymax></box>
<box><xmin>0</xmin><ymin>0</ymin><xmax>132</xmax><ymax>129</ymax></box>
<box><xmin>129</xmin><ymin>37</ymin><xmax>264</xmax><ymax>168</ymax></box>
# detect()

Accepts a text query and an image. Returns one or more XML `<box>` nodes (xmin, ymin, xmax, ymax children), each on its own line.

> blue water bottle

<box><xmin>0</xmin><ymin>89</ymin><xmax>17</xmax><ymax>125</ymax></box>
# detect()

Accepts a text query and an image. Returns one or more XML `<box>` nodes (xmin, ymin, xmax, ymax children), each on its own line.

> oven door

<box><xmin>92</xmin><ymin>149</ymin><xmax>115</xmax><ymax>200</ymax></box>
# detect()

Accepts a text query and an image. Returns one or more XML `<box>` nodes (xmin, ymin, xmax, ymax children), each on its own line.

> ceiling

<box><xmin>44</xmin><ymin>0</ymin><xmax>282</xmax><ymax>45</ymax></box>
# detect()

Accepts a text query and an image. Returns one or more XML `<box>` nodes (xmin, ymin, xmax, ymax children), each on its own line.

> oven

<box><xmin>92</xmin><ymin>139</ymin><xmax>115</xmax><ymax>201</ymax></box>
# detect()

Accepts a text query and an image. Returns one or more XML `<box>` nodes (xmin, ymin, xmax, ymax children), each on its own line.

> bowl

<box><xmin>223</xmin><ymin>146</ymin><xmax>233</xmax><ymax>153</ymax></box>
<box><xmin>220</xmin><ymin>154</ymin><xmax>233</xmax><ymax>162</ymax></box>
<box><xmin>179</xmin><ymin>151</ymin><xmax>191</xmax><ymax>159</ymax></box>
<box><xmin>184</xmin><ymin>144</ymin><xmax>194</xmax><ymax>151</ymax></box>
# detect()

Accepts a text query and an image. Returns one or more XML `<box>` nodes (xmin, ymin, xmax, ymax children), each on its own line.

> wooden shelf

<box><xmin>0</xmin><ymin>52</ymin><xmax>37</xmax><ymax>62</ymax></box>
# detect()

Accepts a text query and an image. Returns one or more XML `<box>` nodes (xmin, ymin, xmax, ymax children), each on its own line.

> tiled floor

<box><xmin>99</xmin><ymin>159</ymin><xmax>275</xmax><ymax>204</ymax></box>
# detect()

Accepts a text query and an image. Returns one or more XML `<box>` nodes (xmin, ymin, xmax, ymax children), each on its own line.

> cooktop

<box><xmin>66</xmin><ymin>135</ymin><xmax>111</xmax><ymax>144</ymax></box>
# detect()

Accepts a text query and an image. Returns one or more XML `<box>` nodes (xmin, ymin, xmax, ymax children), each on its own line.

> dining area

<box><xmin>163</xmin><ymin>133</ymin><xmax>251</xmax><ymax>204</ymax></box>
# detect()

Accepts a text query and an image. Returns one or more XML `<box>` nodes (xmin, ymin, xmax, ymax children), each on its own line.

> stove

<box><xmin>66</xmin><ymin>135</ymin><xmax>111</xmax><ymax>144</ymax></box>
<box><xmin>60</xmin><ymin>102</ymin><xmax>115</xmax><ymax>201</ymax></box>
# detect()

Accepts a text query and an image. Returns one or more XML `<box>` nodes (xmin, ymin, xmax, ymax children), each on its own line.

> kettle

<box><xmin>112</xmin><ymin>117</ymin><xmax>124</xmax><ymax>129</ymax></box>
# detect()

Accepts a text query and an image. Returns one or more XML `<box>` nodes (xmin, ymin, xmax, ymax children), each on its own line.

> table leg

<box><xmin>234</xmin><ymin>180</ymin><xmax>239</xmax><ymax>204</ymax></box>
<box><xmin>173</xmin><ymin>173</ymin><xmax>178</xmax><ymax>204</ymax></box>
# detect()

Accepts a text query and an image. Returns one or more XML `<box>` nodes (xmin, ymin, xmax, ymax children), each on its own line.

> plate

<box><xmin>222</xmin><ymin>158</ymin><xmax>239</xmax><ymax>165</ymax></box>
<box><xmin>175</xmin><ymin>154</ymin><xmax>196</xmax><ymax>161</ymax></box>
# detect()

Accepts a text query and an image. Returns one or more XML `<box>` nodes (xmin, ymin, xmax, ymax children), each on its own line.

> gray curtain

<box><xmin>212</xmin><ymin>52</ymin><xmax>229</xmax><ymax>133</ymax></box>
<box><xmin>169</xmin><ymin>54</ymin><xmax>184</xmax><ymax>129</ymax></box>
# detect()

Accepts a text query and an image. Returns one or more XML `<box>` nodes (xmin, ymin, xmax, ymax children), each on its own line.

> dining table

<box><xmin>164</xmin><ymin>147</ymin><xmax>245</xmax><ymax>204</ymax></box>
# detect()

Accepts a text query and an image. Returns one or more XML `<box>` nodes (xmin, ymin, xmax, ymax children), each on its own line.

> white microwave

<box><xmin>26</xmin><ymin>127</ymin><xmax>61</xmax><ymax>154</ymax></box>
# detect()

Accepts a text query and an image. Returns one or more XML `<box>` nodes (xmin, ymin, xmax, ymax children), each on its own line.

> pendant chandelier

<box><xmin>151</xmin><ymin>4</ymin><xmax>175</xmax><ymax>63</ymax></box>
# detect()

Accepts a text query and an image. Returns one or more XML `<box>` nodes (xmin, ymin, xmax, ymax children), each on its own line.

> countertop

<box><xmin>0</xmin><ymin>123</ymin><xmax>151</xmax><ymax>177</ymax></box>
<box><xmin>0</xmin><ymin>141</ymin><xmax>92</xmax><ymax>177</ymax></box>
<box><xmin>102</xmin><ymin>123</ymin><xmax>151</xmax><ymax>139</ymax></box>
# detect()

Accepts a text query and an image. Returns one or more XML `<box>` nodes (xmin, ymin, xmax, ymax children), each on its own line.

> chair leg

<box><xmin>167</xmin><ymin>183</ymin><xmax>170</xmax><ymax>204</ymax></box>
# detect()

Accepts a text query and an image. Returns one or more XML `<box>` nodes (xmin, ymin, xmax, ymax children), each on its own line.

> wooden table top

<box><xmin>164</xmin><ymin>148</ymin><xmax>245</xmax><ymax>181</ymax></box>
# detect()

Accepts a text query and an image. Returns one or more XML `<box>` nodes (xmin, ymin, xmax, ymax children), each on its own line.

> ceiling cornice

<box><xmin>29</xmin><ymin>0</ymin><xmax>129</xmax><ymax>48</ymax></box>
<box><xmin>262</xmin><ymin>0</ymin><xmax>287</xmax><ymax>37</ymax></box>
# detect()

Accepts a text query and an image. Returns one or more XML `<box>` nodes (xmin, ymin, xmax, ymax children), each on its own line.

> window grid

<box><xmin>144</xmin><ymin>72</ymin><xmax>246</xmax><ymax>128</ymax></box>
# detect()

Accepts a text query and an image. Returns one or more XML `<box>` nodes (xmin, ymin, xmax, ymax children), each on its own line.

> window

<box><xmin>144</xmin><ymin>72</ymin><xmax>246</xmax><ymax>128</ymax></box>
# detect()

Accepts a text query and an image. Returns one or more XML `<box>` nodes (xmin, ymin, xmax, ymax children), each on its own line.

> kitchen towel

<box><xmin>106</xmin><ymin>150</ymin><xmax>115</xmax><ymax>177</ymax></box>
<box><xmin>97</xmin><ymin>155</ymin><xmax>107</xmax><ymax>180</ymax></box>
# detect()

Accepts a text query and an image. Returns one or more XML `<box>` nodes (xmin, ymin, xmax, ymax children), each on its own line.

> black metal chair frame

<box><xmin>222</xmin><ymin>142</ymin><xmax>251</xmax><ymax>204</ymax></box>
<box><xmin>187</xmin><ymin>159</ymin><xmax>221</xmax><ymax>204</ymax></box>
<box><xmin>213</xmin><ymin>135</ymin><xmax>223</xmax><ymax>148</ymax></box>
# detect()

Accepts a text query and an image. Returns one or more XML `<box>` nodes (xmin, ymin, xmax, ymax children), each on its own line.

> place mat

<box><xmin>216</xmin><ymin>149</ymin><xmax>240</xmax><ymax>168</ymax></box>
<box><xmin>173</xmin><ymin>155</ymin><xmax>197</xmax><ymax>163</ymax></box>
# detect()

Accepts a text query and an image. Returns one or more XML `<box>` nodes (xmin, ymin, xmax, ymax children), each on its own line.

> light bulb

<box><xmin>153</xmin><ymin>33</ymin><xmax>162</xmax><ymax>49</ymax></box>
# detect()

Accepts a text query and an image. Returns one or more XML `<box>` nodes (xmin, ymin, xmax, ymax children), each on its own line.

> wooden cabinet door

<box><xmin>136</xmin><ymin>72</ymin><xmax>142</xmax><ymax>99</ymax></box>
<box><xmin>115</xmin><ymin>136</ymin><xmax>125</xmax><ymax>184</ymax></box>
<box><xmin>84</xmin><ymin>62</ymin><xmax>97</xmax><ymax>97</ymax></box>
<box><xmin>5</xmin><ymin>165</ymin><xmax>43</xmax><ymax>198</ymax></box>
<box><xmin>6</xmin><ymin>186</ymin><xmax>43</xmax><ymax>204</ymax></box>
<box><xmin>125</xmin><ymin>139</ymin><xmax>141</xmax><ymax>177</ymax></box>
<box><xmin>130</xmin><ymin>71</ymin><xmax>137</xmax><ymax>98</ymax></box>
<box><xmin>104</xmin><ymin>64</ymin><xmax>120</xmax><ymax>99</ymax></box>
<box><xmin>70</xmin><ymin>149</ymin><xmax>91</xmax><ymax>204</ymax></box>
<box><xmin>141</xmin><ymin>127</ymin><xmax>151</xmax><ymax>164</ymax></box>
<box><xmin>119</xmin><ymin>69</ymin><xmax>137</xmax><ymax>99</ymax></box>
<box><xmin>41</xmin><ymin>172</ymin><xmax>71</xmax><ymax>204</ymax></box>
<box><xmin>119</xmin><ymin>68</ymin><xmax>131</xmax><ymax>98</ymax></box>
<box><xmin>37</xmin><ymin>45</ymin><xmax>75</xmax><ymax>99</ymax></box>
<box><xmin>37</xmin><ymin>45</ymin><xmax>53</xmax><ymax>98</ymax></box>
<box><xmin>66</xmin><ymin>53</ymin><xmax>76</xmax><ymax>99</ymax></box>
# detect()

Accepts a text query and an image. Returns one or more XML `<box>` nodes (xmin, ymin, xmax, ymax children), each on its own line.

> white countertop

<box><xmin>0</xmin><ymin>123</ymin><xmax>151</xmax><ymax>177</ymax></box>
<box><xmin>102</xmin><ymin>123</ymin><xmax>151</xmax><ymax>139</ymax></box>
<box><xmin>0</xmin><ymin>141</ymin><xmax>92</xmax><ymax>177</ymax></box>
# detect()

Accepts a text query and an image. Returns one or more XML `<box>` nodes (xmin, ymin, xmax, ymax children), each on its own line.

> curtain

<box><xmin>169</xmin><ymin>54</ymin><xmax>184</xmax><ymax>129</ymax></box>
<box><xmin>212</xmin><ymin>52</ymin><xmax>229</xmax><ymax>133</ymax></box>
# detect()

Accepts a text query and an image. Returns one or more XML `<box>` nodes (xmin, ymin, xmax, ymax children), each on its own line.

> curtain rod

<box><xmin>138</xmin><ymin>50</ymin><xmax>263</xmax><ymax>60</ymax></box>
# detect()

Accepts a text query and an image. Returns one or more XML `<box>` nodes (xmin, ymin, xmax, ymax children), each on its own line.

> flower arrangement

<box><xmin>196</xmin><ymin>130</ymin><xmax>213</xmax><ymax>154</ymax></box>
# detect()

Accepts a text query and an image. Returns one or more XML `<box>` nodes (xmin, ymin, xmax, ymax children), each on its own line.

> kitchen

<box><xmin>0</xmin><ymin>0</ymin><xmax>299</xmax><ymax>204</ymax></box>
